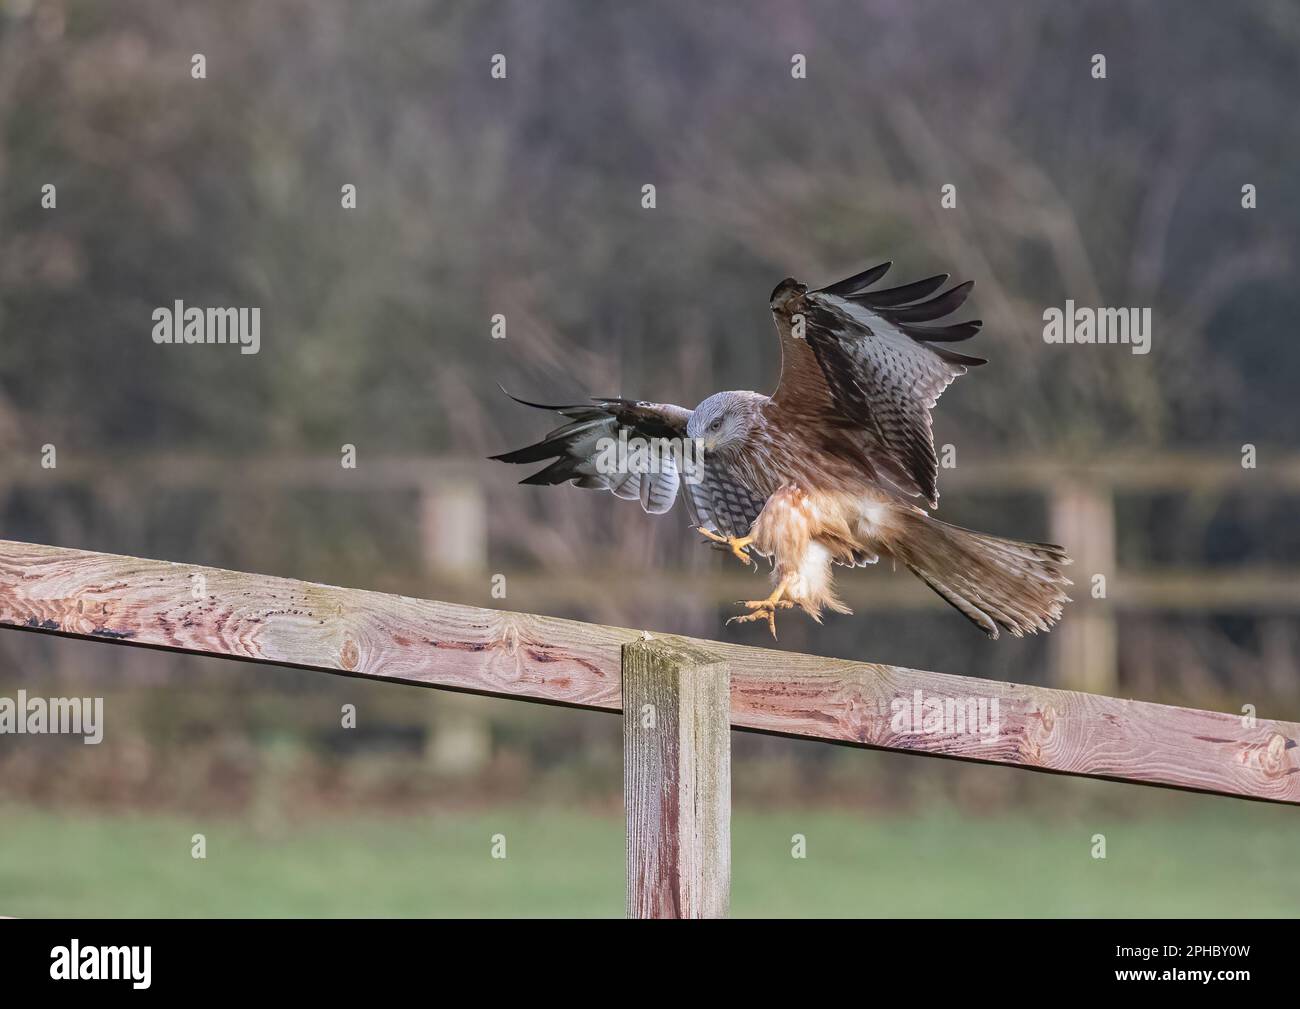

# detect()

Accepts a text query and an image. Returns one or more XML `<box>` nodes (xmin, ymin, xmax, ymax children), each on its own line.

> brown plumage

<box><xmin>491</xmin><ymin>262</ymin><xmax>1072</xmax><ymax>639</ymax></box>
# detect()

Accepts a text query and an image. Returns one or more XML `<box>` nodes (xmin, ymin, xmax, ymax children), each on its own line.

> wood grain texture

<box><xmin>1</xmin><ymin>539</ymin><xmax>1298</xmax><ymax>804</ymax></box>
<box><xmin>622</xmin><ymin>639</ymin><xmax>729</xmax><ymax>919</ymax></box>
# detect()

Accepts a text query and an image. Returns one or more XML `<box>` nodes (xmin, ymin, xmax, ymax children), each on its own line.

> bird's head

<box><xmin>688</xmin><ymin>391</ymin><xmax>760</xmax><ymax>456</ymax></box>
<box><xmin>769</xmin><ymin>277</ymin><xmax>807</xmax><ymax>311</ymax></box>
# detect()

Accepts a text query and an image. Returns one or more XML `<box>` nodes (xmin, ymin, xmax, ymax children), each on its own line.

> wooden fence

<box><xmin>1</xmin><ymin>538</ymin><xmax>1296</xmax><ymax>917</ymax></box>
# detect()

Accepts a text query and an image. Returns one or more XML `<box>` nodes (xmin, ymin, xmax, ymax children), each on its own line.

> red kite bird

<box><xmin>492</xmin><ymin>263</ymin><xmax>1071</xmax><ymax>638</ymax></box>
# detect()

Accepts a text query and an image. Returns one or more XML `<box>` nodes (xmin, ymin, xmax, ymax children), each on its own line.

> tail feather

<box><xmin>889</xmin><ymin>512</ymin><xmax>1072</xmax><ymax>639</ymax></box>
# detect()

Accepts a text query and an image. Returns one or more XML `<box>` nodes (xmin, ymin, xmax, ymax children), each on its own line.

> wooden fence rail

<box><xmin>0</xmin><ymin>539</ymin><xmax>1297</xmax><ymax>916</ymax></box>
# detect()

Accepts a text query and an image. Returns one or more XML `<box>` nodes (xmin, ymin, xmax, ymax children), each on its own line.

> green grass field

<box><xmin>2</xmin><ymin>802</ymin><xmax>1296</xmax><ymax>917</ymax></box>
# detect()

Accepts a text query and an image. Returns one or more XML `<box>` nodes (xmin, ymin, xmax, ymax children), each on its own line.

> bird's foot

<box><xmin>696</xmin><ymin>526</ymin><xmax>756</xmax><ymax>567</ymax></box>
<box><xmin>726</xmin><ymin>585</ymin><xmax>795</xmax><ymax>640</ymax></box>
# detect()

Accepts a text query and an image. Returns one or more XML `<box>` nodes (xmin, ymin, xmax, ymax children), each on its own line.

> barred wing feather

<box><xmin>489</xmin><ymin>392</ymin><xmax>690</xmax><ymax>516</ymax></box>
<box><xmin>769</xmin><ymin>263</ymin><xmax>987</xmax><ymax>508</ymax></box>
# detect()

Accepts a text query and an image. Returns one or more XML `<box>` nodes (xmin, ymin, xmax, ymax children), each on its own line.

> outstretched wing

<box><xmin>769</xmin><ymin>263</ymin><xmax>986</xmax><ymax>508</ymax></box>
<box><xmin>490</xmin><ymin>392</ymin><xmax>691</xmax><ymax>515</ymax></box>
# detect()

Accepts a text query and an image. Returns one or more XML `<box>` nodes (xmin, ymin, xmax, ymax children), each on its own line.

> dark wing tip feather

<box><xmin>884</xmin><ymin>280</ymin><xmax>975</xmax><ymax>323</ymax></box>
<box><xmin>489</xmin><ymin>438</ymin><xmax>569</xmax><ymax>464</ymax></box>
<box><xmin>899</xmin><ymin>319</ymin><xmax>983</xmax><ymax>344</ymax></box>
<box><xmin>815</xmin><ymin>261</ymin><xmax>892</xmax><ymax>297</ymax></box>
<box><xmin>497</xmin><ymin>386</ymin><xmax>581</xmax><ymax>413</ymax></box>
<box><xmin>490</xmin><ymin>386</ymin><xmax>589</xmax><ymax>464</ymax></box>
<box><xmin>930</xmin><ymin>346</ymin><xmax>988</xmax><ymax>367</ymax></box>
<box><xmin>846</xmin><ymin>270</ymin><xmax>985</xmax><ymax>355</ymax></box>
<box><xmin>851</xmin><ymin>273</ymin><xmax>949</xmax><ymax>308</ymax></box>
<box><xmin>820</xmin><ymin>267</ymin><xmax>985</xmax><ymax>351</ymax></box>
<box><xmin>517</xmin><ymin>457</ymin><xmax>581</xmax><ymax>485</ymax></box>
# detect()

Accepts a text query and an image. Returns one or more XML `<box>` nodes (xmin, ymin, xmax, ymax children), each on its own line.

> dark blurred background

<box><xmin>1</xmin><ymin>0</ymin><xmax>1298</xmax><ymax>916</ymax></box>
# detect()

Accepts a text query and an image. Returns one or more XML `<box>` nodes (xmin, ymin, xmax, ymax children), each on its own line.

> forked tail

<box><xmin>889</xmin><ymin>511</ymin><xmax>1073</xmax><ymax>639</ymax></box>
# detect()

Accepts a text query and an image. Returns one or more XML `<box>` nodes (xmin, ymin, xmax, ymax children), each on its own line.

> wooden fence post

<box><xmin>1049</xmin><ymin>481</ymin><xmax>1118</xmax><ymax>694</ymax></box>
<box><xmin>622</xmin><ymin>637</ymin><xmax>731</xmax><ymax>919</ymax></box>
<box><xmin>418</xmin><ymin>477</ymin><xmax>492</xmax><ymax>775</ymax></box>
<box><xmin>418</xmin><ymin>477</ymin><xmax>487</xmax><ymax>576</ymax></box>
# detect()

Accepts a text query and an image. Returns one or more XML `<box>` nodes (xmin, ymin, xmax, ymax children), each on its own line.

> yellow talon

<box><xmin>725</xmin><ymin>579</ymin><xmax>795</xmax><ymax>639</ymax></box>
<box><xmin>696</xmin><ymin>526</ymin><xmax>756</xmax><ymax>567</ymax></box>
